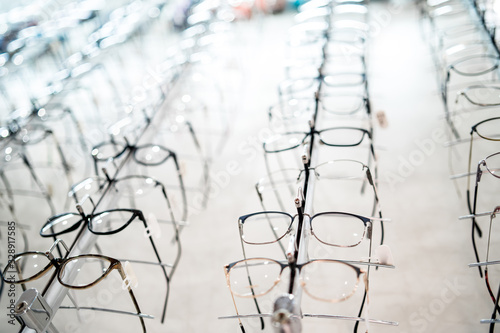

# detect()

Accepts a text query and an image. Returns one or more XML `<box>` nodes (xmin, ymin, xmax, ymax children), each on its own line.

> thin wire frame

<box><xmin>224</xmin><ymin>257</ymin><xmax>366</xmax><ymax>302</ymax></box>
<box><xmin>238</xmin><ymin>211</ymin><xmax>376</xmax><ymax>248</ymax></box>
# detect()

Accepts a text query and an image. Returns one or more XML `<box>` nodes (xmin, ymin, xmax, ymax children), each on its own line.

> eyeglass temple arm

<box><xmin>353</xmin><ymin>289</ymin><xmax>367</xmax><ymax>333</ymax></box>
<box><xmin>139</xmin><ymin>214</ymin><xmax>170</xmax><ymax>324</ymax></box>
<box><xmin>237</xmin><ymin>226</ymin><xmax>265</xmax><ymax>330</ymax></box>
<box><xmin>488</xmin><ymin>280</ymin><xmax>500</xmax><ymax>331</ymax></box>
<box><xmin>224</xmin><ymin>269</ymin><xmax>248</xmax><ymax>333</ymax></box>
<box><xmin>117</xmin><ymin>265</ymin><xmax>147</xmax><ymax>333</ymax></box>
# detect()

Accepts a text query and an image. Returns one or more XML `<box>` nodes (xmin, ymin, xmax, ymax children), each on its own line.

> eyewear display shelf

<box><xmin>220</xmin><ymin>2</ymin><xmax>398</xmax><ymax>329</ymax></box>
<box><xmin>12</xmin><ymin>58</ymin><xmax>186</xmax><ymax>333</ymax></box>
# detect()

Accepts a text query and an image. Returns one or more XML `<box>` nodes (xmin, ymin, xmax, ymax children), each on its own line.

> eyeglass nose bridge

<box><xmin>492</xmin><ymin>206</ymin><xmax>500</xmax><ymax>218</ymax></box>
<box><xmin>47</xmin><ymin>239</ymin><xmax>70</xmax><ymax>256</ymax></box>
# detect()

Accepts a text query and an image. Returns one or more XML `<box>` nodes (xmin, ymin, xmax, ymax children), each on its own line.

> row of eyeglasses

<box><xmin>0</xmin><ymin>1</ymin><xmax>241</xmax><ymax>332</ymax></box>
<box><xmin>220</xmin><ymin>0</ymin><xmax>397</xmax><ymax>332</ymax></box>
<box><xmin>421</xmin><ymin>0</ymin><xmax>500</xmax><ymax>328</ymax></box>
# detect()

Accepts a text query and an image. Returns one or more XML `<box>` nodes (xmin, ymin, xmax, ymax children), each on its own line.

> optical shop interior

<box><xmin>1</xmin><ymin>0</ymin><xmax>500</xmax><ymax>332</ymax></box>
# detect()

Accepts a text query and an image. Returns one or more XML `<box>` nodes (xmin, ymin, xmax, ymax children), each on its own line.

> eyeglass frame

<box><xmin>263</xmin><ymin>126</ymin><xmax>375</xmax><ymax>154</ymax></box>
<box><xmin>238</xmin><ymin>210</ymin><xmax>380</xmax><ymax>247</ymax></box>
<box><xmin>224</xmin><ymin>257</ymin><xmax>367</xmax><ymax>302</ymax></box>
<box><xmin>2</xmin><ymin>242</ymin><xmax>147</xmax><ymax>332</ymax></box>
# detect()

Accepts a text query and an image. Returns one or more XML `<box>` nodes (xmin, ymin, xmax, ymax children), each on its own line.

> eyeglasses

<box><xmin>279</xmin><ymin>72</ymin><xmax>367</xmax><ymax>99</ymax></box>
<box><xmin>2</xmin><ymin>245</ymin><xmax>148</xmax><ymax>332</ymax></box>
<box><xmin>90</xmin><ymin>140</ymin><xmax>188</xmax><ymax>212</ymax></box>
<box><xmin>91</xmin><ymin>139</ymin><xmax>180</xmax><ymax>175</ymax></box>
<box><xmin>255</xmin><ymin>159</ymin><xmax>379</xmax><ymax>216</ymax></box>
<box><xmin>263</xmin><ymin>127</ymin><xmax>373</xmax><ymax>153</ymax></box>
<box><xmin>447</xmin><ymin>54</ymin><xmax>500</xmax><ymax>77</ymax></box>
<box><xmin>0</xmin><ymin>158</ymin><xmax>54</xmax><ymax>217</ymax></box>
<box><xmin>443</xmin><ymin>54</ymin><xmax>500</xmax><ymax>110</ymax></box>
<box><xmin>455</xmin><ymin>85</ymin><xmax>500</xmax><ymax>108</ymax></box>
<box><xmin>239</xmin><ymin>210</ymin><xmax>381</xmax><ymax>248</ymax></box>
<box><xmin>225</xmin><ymin>257</ymin><xmax>367</xmax><ymax>302</ymax></box>
<box><xmin>66</xmin><ymin>173</ymin><xmax>187</xmax><ymax>224</ymax></box>
<box><xmin>41</xmin><ymin>208</ymin><xmax>150</xmax><ymax>237</ymax></box>
<box><xmin>469</xmin><ymin>117</ymin><xmax>500</xmax><ymax>142</ymax></box>
<box><xmin>269</xmin><ymin>94</ymin><xmax>370</xmax><ymax>130</ymax></box>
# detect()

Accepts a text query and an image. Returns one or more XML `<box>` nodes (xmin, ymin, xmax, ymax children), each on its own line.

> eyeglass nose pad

<box><xmin>374</xmin><ymin>244</ymin><xmax>394</xmax><ymax>266</ymax></box>
<box><xmin>493</xmin><ymin>206</ymin><xmax>500</xmax><ymax>218</ymax></box>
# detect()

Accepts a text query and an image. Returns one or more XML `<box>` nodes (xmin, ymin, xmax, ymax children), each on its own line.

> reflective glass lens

<box><xmin>91</xmin><ymin>142</ymin><xmax>125</xmax><ymax>161</ymax></box>
<box><xmin>3</xmin><ymin>252</ymin><xmax>52</xmax><ymax>283</ymax></box>
<box><xmin>89</xmin><ymin>210</ymin><xmax>138</xmax><ymax>234</ymax></box>
<box><xmin>301</xmin><ymin>260</ymin><xmax>360</xmax><ymax>302</ymax></box>
<box><xmin>475</xmin><ymin>118</ymin><xmax>500</xmax><ymax>141</ymax></box>
<box><xmin>323</xmin><ymin>56</ymin><xmax>365</xmax><ymax>74</ymax></box>
<box><xmin>270</xmin><ymin>98</ymin><xmax>315</xmax><ymax>121</ymax></box>
<box><xmin>256</xmin><ymin>169</ymin><xmax>304</xmax><ymax>195</ymax></box>
<box><xmin>41</xmin><ymin>213</ymin><xmax>84</xmax><ymax>237</ymax></box>
<box><xmin>452</xmin><ymin>55</ymin><xmax>499</xmax><ymax>76</ymax></box>
<box><xmin>333</xmin><ymin>3</ymin><xmax>368</xmax><ymax>15</ymax></box>
<box><xmin>444</xmin><ymin>43</ymin><xmax>490</xmax><ymax>65</ymax></box>
<box><xmin>227</xmin><ymin>258</ymin><xmax>282</xmax><ymax>297</ymax></box>
<box><xmin>241</xmin><ymin>212</ymin><xmax>293</xmax><ymax>244</ymax></box>
<box><xmin>113</xmin><ymin>176</ymin><xmax>159</xmax><ymax>197</ymax></box>
<box><xmin>59</xmin><ymin>255</ymin><xmax>112</xmax><ymax>288</ymax></box>
<box><xmin>320</xmin><ymin>94</ymin><xmax>365</xmax><ymax>115</ymax></box>
<box><xmin>134</xmin><ymin>145</ymin><xmax>172</xmax><ymax>166</ymax></box>
<box><xmin>280</xmin><ymin>78</ymin><xmax>319</xmax><ymax>95</ymax></box>
<box><xmin>314</xmin><ymin>160</ymin><xmax>367</xmax><ymax>180</ymax></box>
<box><xmin>264</xmin><ymin>132</ymin><xmax>307</xmax><ymax>153</ymax></box>
<box><xmin>323</xmin><ymin>73</ymin><xmax>365</xmax><ymax>86</ymax></box>
<box><xmin>310</xmin><ymin>213</ymin><xmax>366</xmax><ymax>247</ymax></box>
<box><xmin>319</xmin><ymin>127</ymin><xmax>367</xmax><ymax>146</ymax></box>
<box><xmin>463</xmin><ymin>86</ymin><xmax>500</xmax><ymax>106</ymax></box>
<box><xmin>286</xmin><ymin>63</ymin><xmax>321</xmax><ymax>81</ymax></box>
<box><xmin>485</xmin><ymin>153</ymin><xmax>500</xmax><ymax>178</ymax></box>
<box><xmin>325</xmin><ymin>41</ymin><xmax>364</xmax><ymax>57</ymax></box>
<box><xmin>485</xmin><ymin>212</ymin><xmax>500</xmax><ymax>302</ymax></box>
